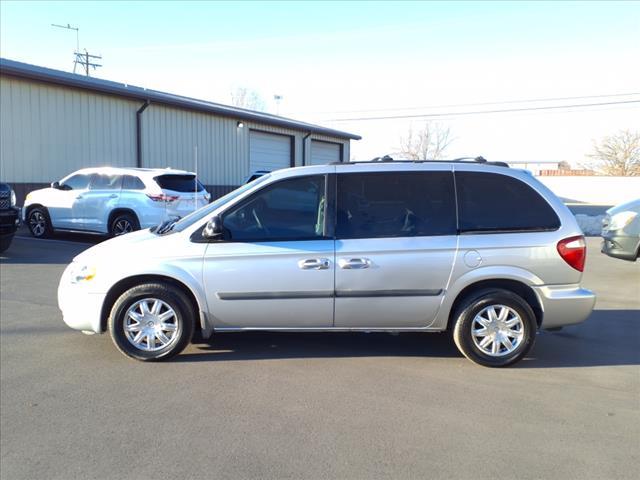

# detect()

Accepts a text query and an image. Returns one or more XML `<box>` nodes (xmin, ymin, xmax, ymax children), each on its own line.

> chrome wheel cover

<box><xmin>471</xmin><ymin>304</ymin><xmax>524</xmax><ymax>357</ymax></box>
<box><xmin>29</xmin><ymin>211</ymin><xmax>46</xmax><ymax>237</ymax></box>
<box><xmin>113</xmin><ymin>219</ymin><xmax>133</xmax><ymax>236</ymax></box>
<box><xmin>124</xmin><ymin>298</ymin><xmax>179</xmax><ymax>352</ymax></box>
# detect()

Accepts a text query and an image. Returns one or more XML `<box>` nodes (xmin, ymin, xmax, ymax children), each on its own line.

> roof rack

<box><xmin>331</xmin><ymin>155</ymin><xmax>509</xmax><ymax>167</ymax></box>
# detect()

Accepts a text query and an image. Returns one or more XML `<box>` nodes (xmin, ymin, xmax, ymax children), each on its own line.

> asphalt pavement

<box><xmin>1</xmin><ymin>235</ymin><xmax>638</xmax><ymax>480</ymax></box>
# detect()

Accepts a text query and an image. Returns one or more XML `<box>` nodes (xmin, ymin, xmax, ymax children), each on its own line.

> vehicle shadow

<box><xmin>0</xmin><ymin>235</ymin><xmax>94</xmax><ymax>264</ymax></box>
<box><xmin>181</xmin><ymin>331</ymin><xmax>461</xmax><ymax>362</ymax></box>
<box><xmin>518</xmin><ymin>309</ymin><xmax>640</xmax><ymax>368</ymax></box>
<box><xmin>176</xmin><ymin>309</ymin><xmax>639</xmax><ymax>368</ymax></box>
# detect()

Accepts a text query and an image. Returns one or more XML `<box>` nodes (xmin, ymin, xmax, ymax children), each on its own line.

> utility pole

<box><xmin>75</xmin><ymin>49</ymin><xmax>102</xmax><ymax>76</ymax></box>
<box><xmin>51</xmin><ymin>23</ymin><xmax>102</xmax><ymax>76</ymax></box>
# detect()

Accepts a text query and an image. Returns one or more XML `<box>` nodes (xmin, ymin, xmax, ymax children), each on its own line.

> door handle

<box><xmin>75</xmin><ymin>195</ymin><xmax>83</xmax><ymax>199</ymax></box>
<box><xmin>298</xmin><ymin>258</ymin><xmax>330</xmax><ymax>270</ymax></box>
<box><xmin>109</xmin><ymin>194</ymin><xmax>118</xmax><ymax>199</ymax></box>
<box><xmin>338</xmin><ymin>258</ymin><xmax>371</xmax><ymax>269</ymax></box>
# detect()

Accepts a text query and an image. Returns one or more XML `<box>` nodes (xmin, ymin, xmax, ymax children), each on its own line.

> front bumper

<box><xmin>601</xmin><ymin>232</ymin><xmax>639</xmax><ymax>261</ymax></box>
<box><xmin>0</xmin><ymin>208</ymin><xmax>20</xmax><ymax>237</ymax></box>
<box><xmin>533</xmin><ymin>284</ymin><xmax>596</xmax><ymax>329</ymax></box>
<box><xmin>58</xmin><ymin>265</ymin><xmax>106</xmax><ymax>333</ymax></box>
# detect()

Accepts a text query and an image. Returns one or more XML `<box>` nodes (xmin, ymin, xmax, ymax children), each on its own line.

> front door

<box><xmin>202</xmin><ymin>174</ymin><xmax>334</xmax><ymax>328</ymax></box>
<box><xmin>48</xmin><ymin>173</ymin><xmax>91</xmax><ymax>229</ymax></box>
<box><xmin>333</xmin><ymin>169</ymin><xmax>458</xmax><ymax>328</ymax></box>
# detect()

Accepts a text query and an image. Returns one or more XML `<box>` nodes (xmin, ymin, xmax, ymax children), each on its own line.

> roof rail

<box><xmin>452</xmin><ymin>156</ymin><xmax>509</xmax><ymax>167</ymax></box>
<box><xmin>332</xmin><ymin>155</ymin><xmax>509</xmax><ymax>167</ymax></box>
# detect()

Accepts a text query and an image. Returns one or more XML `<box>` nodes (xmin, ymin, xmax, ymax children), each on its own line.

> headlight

<box><xmin>608</xmin><ymin>211</ymin><xmax>638</xmax><ymax>231</ymax></box>
<box><xmin>69</xmin><ymin>264</ymin><xmax>97</xmax><ymax>284</ymax></box>
<box><xmin>10</xmin><ymin>189</ymin><xmax>16</xmax><ymax>207</ymax></box>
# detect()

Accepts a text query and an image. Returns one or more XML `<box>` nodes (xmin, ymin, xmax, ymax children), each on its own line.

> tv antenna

<box><xmin>51</xmin><ymin>23</ymin><xmax>102</xmax><ymax>76</ymax></box>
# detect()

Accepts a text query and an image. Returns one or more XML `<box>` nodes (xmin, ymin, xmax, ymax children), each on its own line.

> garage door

<box><xmin>310</xmin><ymin>140</ymin><xmax>341</xmax><ymax>165</ymax></box>
<box><xmin>249</xmin><ymin>131</ymin><xmax>292</xmax><ymax>172</ymax></box>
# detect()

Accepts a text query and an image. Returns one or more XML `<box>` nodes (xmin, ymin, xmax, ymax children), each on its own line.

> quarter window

<box><xmin>223</xmin><ymin>175</ymin><xmax>326</xmax><ymax>241</ymax></box>
<box><xmin>336</xmin><ymin>172</ymin><xmax>457</xmax><ymax>239</ymax></box>
<box><xmin>456</xmin><ymin>172</ymin><xmax>560</xmax><ymax>233</ymax></box>
<box><xmin>122</xmin><ymin>175</ymin><xmax>146</xmax><ymax>190</ymax></box>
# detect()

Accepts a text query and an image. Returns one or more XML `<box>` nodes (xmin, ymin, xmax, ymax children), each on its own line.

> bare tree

<box><xmin>558</xmin><ymin>160</ymin><xmax>571</xmax><ymax>170</ymax></box>
<box><xmin>587</xmin><ymin>130</ymin><xmax>640</xmax><ymax>176</ymax></box>
<box><xmin>230</xmin><ymin>86</ymin><xmax>265</xmax><ymax>112</ymax></box>
<box><xmin>398</xmin><ymin>122</ymin><xmax>453</xmax><ymax>160</ymax></box>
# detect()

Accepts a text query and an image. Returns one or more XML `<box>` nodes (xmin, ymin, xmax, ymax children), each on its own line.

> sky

<box><xmin>1</xmin><ymin>0</ymin><xmax>639</xmax><ymax>163</ymax></box>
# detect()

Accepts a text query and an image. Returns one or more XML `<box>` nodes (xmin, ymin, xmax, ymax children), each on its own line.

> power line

<box><xmin>328</xmin><ymin>99</ymin><xmax>640</xmax><ymax>122</ymax></box>
<box><xmin>295</xmin><ymin>92</ymin><xmax>640</xmax><ymax>117</ymax></box>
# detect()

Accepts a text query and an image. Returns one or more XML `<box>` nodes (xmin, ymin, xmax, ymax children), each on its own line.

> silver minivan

<box><xmin>58</xmin><ymin>160</ymin><xmax>595</xmax><ymax>367</ymax></box>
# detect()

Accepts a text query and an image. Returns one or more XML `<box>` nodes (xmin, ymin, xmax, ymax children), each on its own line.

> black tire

<box><xmin>27</xmin><ymin>206</ymin><xmax>52</xmax><ymax>238</ymax></box>
<box><xmin>108</xmin><ymin>282</ymin><xmax>195</xmax><ymax>361</ymax></box>
<box><xmin>109</xmin><ymin>212</ymin><xmax>140</xmax><ymax>237</ymax></box>
<box><xmin>452</xmin><ymin>289</ymin><xmax>537</xmax><ymax>367</ymax></box>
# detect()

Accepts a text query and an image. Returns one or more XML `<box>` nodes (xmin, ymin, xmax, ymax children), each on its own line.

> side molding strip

<box><xmin>217</xmin><ymin>291</ymin><xmax>334</xmax><ymax>300</ymax></box>
<box><xmin>336</xmin><ymin>289</ymin><xmax>443</xmax><ymax>298</ymax></box>
<box><xmin>217</xmin><ymin>289</ymin><xmax>443</xmax><ymax>300</ymax></box>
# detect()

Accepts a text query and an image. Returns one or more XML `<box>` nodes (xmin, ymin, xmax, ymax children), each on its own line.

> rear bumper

<box><xmin>533</xmin><ymin>285</ymin><xmax>596</xmax><ymax>329</ymax></box>
<box><xmin>601</xmin><ymin>233</ymin><xmax>639</xmax><ymax>261</ymax></box>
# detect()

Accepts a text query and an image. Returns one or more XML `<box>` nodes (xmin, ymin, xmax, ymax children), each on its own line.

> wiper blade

<box><xmin>157</xmin><ymin>221</ymin><xmax>176</xmax><ymax>235</ymax></box>
<box><xmin>151</xmin><ymin>220</ymin><xmax>170</xmax><ymax>234</ymax></box>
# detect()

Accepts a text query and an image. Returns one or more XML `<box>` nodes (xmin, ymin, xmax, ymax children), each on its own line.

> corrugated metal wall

<box><xmin>141</xmin><ymin>105</ymin><xmax>350</xmax><ymax>186</ymax></box>
<box><xmin>1</xmin><ymin>75</ymin><xmax>353</xmax><ymax>199</ymax></box>
<box><xmin>0</xmin><ymin>76</ymin><xmax>138</xmax><ymax>182</ymax></box>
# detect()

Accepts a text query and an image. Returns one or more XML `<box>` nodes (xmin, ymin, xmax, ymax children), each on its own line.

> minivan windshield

<box><xmin>168</xmin><ymin>173</ymin><xmax>272</xmax><ymax>233</ymax></box>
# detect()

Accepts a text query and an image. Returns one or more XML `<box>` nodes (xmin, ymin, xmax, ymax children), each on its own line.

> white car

<box><xmin>24</xmin><ymin>167</ymin><xmax>210</xmax><ymax>237</ymax></box>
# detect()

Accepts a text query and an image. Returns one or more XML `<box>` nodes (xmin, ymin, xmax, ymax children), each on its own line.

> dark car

<box><xmin>0</xmin><ymin>182</ymin><xmax>20</xmax><ymax>253</ymax></box>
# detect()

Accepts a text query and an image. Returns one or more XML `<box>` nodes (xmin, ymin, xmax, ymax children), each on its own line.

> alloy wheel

<box><xmin>29</xmin><ymin>211</ymin><xmax>46</xmax><ymax>237</ymax></box>
<box><xmin>113</xmin><ymin>218</ymin><xmax>133</xmax><ymax>236</ymax></box>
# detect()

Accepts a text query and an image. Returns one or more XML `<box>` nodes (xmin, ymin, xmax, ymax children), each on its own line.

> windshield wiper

<box><xmin>154</xmin><ymin>219</ymin><xmax>179</xmax><ymax>235</ymax></box>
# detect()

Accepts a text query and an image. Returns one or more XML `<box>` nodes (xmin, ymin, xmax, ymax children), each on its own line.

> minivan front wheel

<box><xmin>452</xmin><ymin>289</ymin><xmax>537</xmax><ymax>367</ymax></box>
<box><xmin>108</xmin><ymin>283</ymin><xmax>194</xmax><ymax>361</ymax></box>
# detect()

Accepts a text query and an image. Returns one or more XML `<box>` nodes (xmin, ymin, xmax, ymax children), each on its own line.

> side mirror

<box><xmin>51</xmin><ymin>181</ymin><xmax>60</xmax><ymax>189</ymax></box>
<box><xmin>203</xmin><ymin>215</ymin><xmax>224</xmax><ymax>240</ymax></box>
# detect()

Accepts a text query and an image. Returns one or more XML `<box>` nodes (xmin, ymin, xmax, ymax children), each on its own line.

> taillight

<box><xmin>557</xmin><ymin>235</ymin><xmax>586</xmax><ymax>272</ymax></box>
<box><xmin>147</xmin><ymin>194</ymin><xmax>178</xmax><ymax>203</ymax></box>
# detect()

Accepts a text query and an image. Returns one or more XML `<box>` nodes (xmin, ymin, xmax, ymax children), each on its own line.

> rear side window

<box><xmin>89</xmin><ymin>174</ymin><xmax>122</xmax><ymax>190</ymax></box>
<box><xmin>122</xmin><ymin>175</ymin><xmax>146</xmax><ymax>190</ymax></box>
<box><xmin>456</xmin><ymin>172</ymin><xmax>560</xmax><ymax>233</ymax></box>
<box><xmin>336</xmin><ymin>171</ymin><xmax>457</xmax><ymax>239</ymax></box>
<box><xmin>61</xmin><ymin>174</ymin><xmax>90</xmax><ymax>190</ymax></box>
<box><xmin>154</xmin><ymin>174</ymin><xmax>205</xmax><ymax>192</ymax></box>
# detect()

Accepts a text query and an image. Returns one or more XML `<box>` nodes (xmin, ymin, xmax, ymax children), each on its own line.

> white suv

<box><xmin>24</xmin><ymin>167</ymin><xmax>210</xmax><ymax>237</ymax></box>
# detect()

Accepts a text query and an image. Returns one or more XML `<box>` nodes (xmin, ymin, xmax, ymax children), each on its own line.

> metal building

<box><xmin>0</xmin><ymin>58</ymin><xmax>360</xmax><ymax>204</ymax></box>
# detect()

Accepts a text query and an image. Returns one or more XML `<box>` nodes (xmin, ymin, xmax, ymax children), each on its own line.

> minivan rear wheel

<box><xmin>108</xmin><ymin>283</ymin><xmax>194</xmax><ymax>361</ymax></box>
<box><xmin>452</xmin><ymin>289</ymin><xmax>537</xmax><ymax>367</ymax></box>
